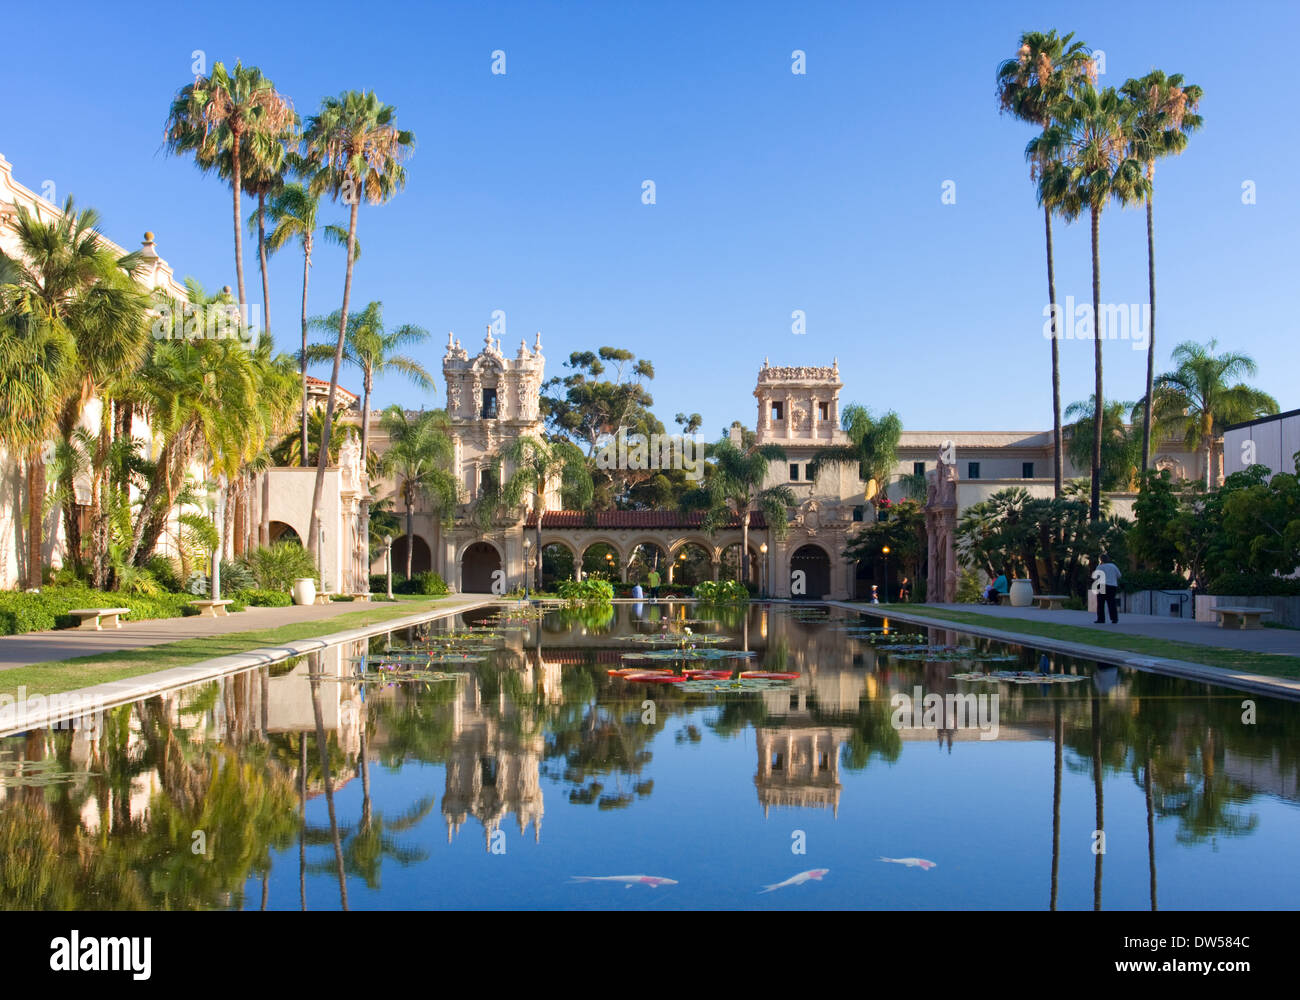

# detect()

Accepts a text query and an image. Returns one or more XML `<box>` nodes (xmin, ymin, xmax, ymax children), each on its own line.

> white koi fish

<box><xmin>759</xmin><ymin>868</ymin><xmax>830</xmax><ymax>893</ymax></box>
<box><xmin>571</xmin><ymin>874</ymin><xmax>678</xmax><ymax>888</ymax></box>
<box><xmin>879</xmin><ymin>856</ymin><xmax>936</xmax><ymax>870</ymax></box>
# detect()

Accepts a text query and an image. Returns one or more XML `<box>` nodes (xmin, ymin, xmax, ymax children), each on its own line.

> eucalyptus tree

<box><xmin>300</xmin><ymin>90</ymin><xmax>415</xmax><ymax>561</ymax></box>
<box><xmin>997</xmin><ymin>29</ymin><xmax>1097</xmax><ymax>498</ymax></box>
<box><xmin>164</xmin><ymin>60</ymin><xmax>295</xmax><ymax>311</ymax></box>
<box><xmin>1032</xmin><ymin>84</ymin><xmax>1149</xmax><ymax>520</ymax></box>
<box><xmin>264</xmin><ymin>179</ymin><xmax>355</xmax><ymax>461</ymax></box>
<box><xmin>1121</xmin><ymin>71</ymin><xmax>1204</xmax><ymax>475</ymax></box>
<box><xmin>1152</xmin><ymin>339</ymin><xmax>1278</xmax><ymax>489</ymax></box>
<box><xmin>683</xmin><ymin>437</ymin><xmax>793</xmax><ymax>585</ymax></box>
<box><xmin>377</xmin><ymin>406</ymin><xmax>458</xmax><ymax>578</ymax></box>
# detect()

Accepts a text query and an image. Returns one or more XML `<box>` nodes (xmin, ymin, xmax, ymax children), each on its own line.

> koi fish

<box><xmin>759</xmin><ymin>868</ymin><xmax>829</xmax><ymax>893</ymax></box>
<box><xmin>571</xmin><ymin>875</ymin><xmax>678</xmax><ymax>888</ymax></box>
<box><xmin>879</xmin><ymin>856</ymin><xmax>936</xmax><ymax>870</ymax></box>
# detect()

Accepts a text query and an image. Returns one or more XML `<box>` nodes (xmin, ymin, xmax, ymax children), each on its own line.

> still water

<box><xmin>1</xmin><ymin>602</ymin><xmax>1297</xmax><ymax>910</ymax></box>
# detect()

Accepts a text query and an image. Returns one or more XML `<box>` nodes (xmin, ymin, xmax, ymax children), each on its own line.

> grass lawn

<box><xmin>856</xmin><ymin>603</ymin><xmax>1300</xmax><ymax>680</ymax></box>
<box><xmin>0</xmin><ymin>597</ymin><xmax>467</xmax><ymax>699</ymax></box>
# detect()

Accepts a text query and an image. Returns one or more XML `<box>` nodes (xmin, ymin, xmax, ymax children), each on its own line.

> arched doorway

<box><xmin>626</xmin><ymin>543</ymin><xmax>668</xmax><ymax>584</ymax></box>
<box><xmin>720</xmin><ymin>543</ymin><xmax>761</xmax><ymax>587</ymax></box>
<box><xmin>268</xmin><ymin>521</ymin><xmax>301</xmax><ymax>545</ymax></box>
<box><xmin>790</xmin><ymin>544</ymin><xmax>831</xmax><ymax>599</ymax></box>
<box><xmin>540</xmin><ymin>542</ymin><xmax>576</xmax><ymax>588</ymax></box>
<box><xmin>461</xmin><ymin>542</ymin><xmax>502</xmax><ymax>593</ymax></box>
<box><xmin>581</xmin><ymin>541</ymin><xmax>621</xmax><ymax>580</ymax></box>
<box><xmin>670</xmin><ymin>542</ymin><xmax>713</xmax><ymax>587</ymax></box>
<box><xmin>393</xmin><ymin>534</ymin><xmax>432</xmax><ymax>576</ymax></box>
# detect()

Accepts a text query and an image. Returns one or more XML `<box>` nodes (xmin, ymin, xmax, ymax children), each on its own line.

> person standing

<box><xmin>1094</xmin><ymin>552</ymin><xmax>1121</xmax><ymax>624</ymax></box>
<box><xmin>646</xmin><ymin>568</ymin><xmax>660</xmax><ymax>601</ymax></box>
<box><xmin>898</xmin><ymin>576</ymin><xmax>911</xmax><ymax>602</ymax></box>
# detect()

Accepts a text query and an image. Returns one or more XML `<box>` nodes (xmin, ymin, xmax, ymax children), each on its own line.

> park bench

<box><xmin>313</xmin><ymin>592</ymin><xmax>333</xmax><ymax>605</ymax></box>
<box><xmin>1211</xmin><ymin>606</ymin><xmax>1273</xmax><ymax>630</ymax></box>
<box><xmin>189</xmin><ymin>599</ymin><xmax>234</xmax><ymax>618</ymax></box>
<box><xmin>69</xmin><ymin>607</ymin><xmax>131</xmax><ymax>630</ymax></box>
<box><xmin>1032</xmin><ymin>595</ymin><xmax>1069</xmax><ymax>610</ymax></box>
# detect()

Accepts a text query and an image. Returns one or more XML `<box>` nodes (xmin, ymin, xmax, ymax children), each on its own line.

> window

<box><xmin>968</xmin><ymin>461</ymin><xmax>981</xmax><ymax>480</ymax></box>
<box><xmin>789</xmin><ymin>463</ymin><xmax>800</xmax><ymax>481</ymax></box>
<box><xmin>853</xmin><ymin>505</ymin><xmax>865</xmax><ymax>522</ymax></box>
<box><xmin>913</xmin><ymin>461</ymin><xmax>925</xmax><ymax>477</ymax></box>
<box><xmin>479</xmin><ymin>468</ymin><xmax>497</xmax><ymax>495</ymax></box>
<box><xmin>804</xmin><ymin>464</ymin><xmax>813</xmax><ymax>481</ymax></box>
<box><xmin>480</xmin><ymin>387</ymin><xmax>498</xmax><ymax>419</ymax></box>
<box><xmin>818</xmin><ymin>401</ymin><xmax>829</xmax><ymax>421</ymax></box>
<box><xmin>771</xmin><ymin>401</ymin><xmax>784</xmax><ymax>422</ymax></box>
<box><xmin>1022</xmin><ymin>461</ymin><xmax>1034</xmax><ymax>479</ymax></box>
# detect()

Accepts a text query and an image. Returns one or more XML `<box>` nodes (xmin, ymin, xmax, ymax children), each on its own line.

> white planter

<box><xmin>1009</xmin><ymin>579</ymin><xmax>1033</xmax><ymax>608</ymax></box>
<box><xmin>292</xmin><ymin>578</ymin><xmax>317</xmax><ymax>606</ymax></box>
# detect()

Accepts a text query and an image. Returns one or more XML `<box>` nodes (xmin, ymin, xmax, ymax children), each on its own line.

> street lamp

<box><xmin>882</xmin><ymin>546</ymin><xmax>891</xmax><ymax>604</ymax></box>
<box><xmin>759</xmin><ymin>542</ymin><xmax>768</xmax><ymax>598</ymax></box>
<box><xmin>316</xmin><ymin>507</ymin><xmax>326</xmax><ymax>595</ymax></box>
<box><xmin>523</xmin><ymin>536</ymin><xmax>532</xmax><ymax>600</ymax></box>
<box><xmin>384</xmin><ymin>535</ymin><xmax>393</xmax><ymax>600</ymax></box>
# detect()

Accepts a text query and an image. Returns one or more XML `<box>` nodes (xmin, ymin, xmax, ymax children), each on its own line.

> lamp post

<box><xmin>882</xmin><ymin>545</ymin><xmax>891</xmax><ymax>604</ymax></box>
<box><xmin>523</xmin><ymin>536</ymin><xmax>532</xmax><ymax>600</ymax></box>
<box><xmin>384</xmin><ymin>535</ymin><xmax>393</xmax><ymax>600</ymax></box>
<box><xmin>759</xmin><ymin>542</ymin><xmax>768</xmax><ymax>598</ymax></box>
<box><xmin>316</xmin><ymin>507</ymin><xmax>326</xmax><ymax>595</ymax></box>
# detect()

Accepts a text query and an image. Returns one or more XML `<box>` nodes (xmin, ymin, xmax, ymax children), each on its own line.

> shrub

<box><xmin>242</xmin><ymin>542</ymin><xmax>318</xmax><ymax>593</ymax></box>
<box><xmin>1119</xmin><ymin>569</ymin><xmax>1190</xmax><ymax>593</ymax></box>
<box><xmin>1206</xmin><ymin>573</ymin><xmax>1300</xmax><ymax>597</ymax></box>
<box><xmin>557</xmin><ymin>577</ymin><xmax>615</xmax><ymax>603</ymax></box>
<box><xmin>143</xmin><ymin>555</ymin><xmax>183</xmax><ymax>592</ymax></box>
<box><xmin>234</xmin><ymin>588</ymin><xmax>293</xmax><ymax>608</ymax></box>
<box><xmin>0</xmin><ymin>586</ymin><xmax>196</xmax><ymax>636</ymax></box>
<box><xmin>219</xmin><ymin>559</ymin><xmax>258</xmax><ymax>593</ymax></box>
<box><xmin>693</xmin><ymin>579</ymin><xmax>749</xmax><ymax>602</ymax></box>
<box><xmin>414</xmin><ymin>571</ymin><xmax>449</xmax><ymax>596</ymax></box>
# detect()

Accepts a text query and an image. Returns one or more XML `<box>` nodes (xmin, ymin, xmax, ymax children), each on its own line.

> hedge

<box><xmin>0</xmin><ymin>586</ymin><xmax>202</xmax><ymax>636</ymax></box>
<box><xmin>1119</xmin><ymin>570</ymin><xmax>1190</xmax><ymax>593</ymax></box>
<box><xmin>367</xmin><ymin>571</ymin><xmax>449</xmax><ymax>596</ymax></box>
<box><xmin>1206</xmin><ymin>573</ymin><xmax>1300</xmax><ymax>596</ymax></box>
<box><xmin>233</xmin><ymin>588</ymin><xmax>293</xmax><ymax>608</ymax></box>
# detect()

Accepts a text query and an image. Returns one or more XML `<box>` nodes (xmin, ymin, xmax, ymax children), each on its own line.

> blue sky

<box><xmin>2</xmin><ymin>0</ymin><xmax>1296</xmax><ymax>434</ymax></box>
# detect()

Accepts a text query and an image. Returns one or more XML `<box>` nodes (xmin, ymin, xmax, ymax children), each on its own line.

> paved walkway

<box><xmin>0</xmin><ymin>595</ymin><xmax>495</xmax><ymax>669</ymax></box>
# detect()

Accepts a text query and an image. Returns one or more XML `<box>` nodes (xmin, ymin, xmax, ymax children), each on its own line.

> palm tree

<box><xmin>1032</xmin><ymin>84</ymin><xmax>1149</xmax><ymax>521</ymax></box>
<box><xmin>1121</xmin><ymin>71</ymin><xmax>1204</xmax><ymax>477</ymax></box>
<box><xmin>164</xmin><ymin>61</ymin><xmax>295</xmax><ymax>311</ymax></box>
<box><xmin>303</xmin><ymin>301</ymin><xmax>433</xmax><ymax>469</ymax></box>
<box><xmin>377</xmin><ymin>406</ymin><xmax>458</xmax><ymax>578</ymax></box>
<box><xmin>685</xmin><ymin>437</ymin><xmax>793</xmax><ymax>585</ymax></box>
<box><xmin>998</xmin><ymin>29</ymin><xmax>1096</xmax><ymax>498</ymax></box>
<box><xmin>264</xmin><ymin>180</ymin><xmax>355</xmax><ymax>462</ymax></box>
<box><xmin>0</xmin><ymin>197</ymin><xmax>149</xmax><ymax>586</ymax></box>
<box><xmin>240</xmin><ymin>123</ymin><xmax>298</xmax><ymax>341</ymax></box>
<box><xmin>1064</xmin><ymin>395</ymin><xmax>1141</xmax><ymax>492</ymax></box>
<box><xmin>1151</xmin><ymin>339</ymin><xmax>1279</xmax><ymax>489</ymax></box>
<box><xmin>808</xmin><ymin>403</ymin><xmax>902</xmax><ymax>500</ymax></box>
<box><xmin>495</xmin><ymin>436</ymin><xmax>594</xmax><ymax>590</ymax></box>
<box><xmin>300</xmin><ymin>90</ymin><xmax>415</xmax><ymax>563</ymax></box>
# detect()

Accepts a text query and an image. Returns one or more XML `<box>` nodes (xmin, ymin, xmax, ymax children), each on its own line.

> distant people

<box><xmin>870</xmin><ymin>584</ymin><xmax>880</xmax><ymax>605</ymax></box>
<box><xmin>898</xmin><ymin>576</ymin><xmax>911</xmax><ymax>602</ymax></box>
<box><xmin>994</xmin><ymin>569</ymin><xmax>1009</xmax><ymax>598</ymax></box>
<box><xmin>647</xmin><ymin>569</ymin><xmax>661</xmax><ymax>600</ymax></box>
<box><xmin>631</xmin><ymin>583</ymin><xmax>644</xmax><ymax>601</ymax></box>
<box><xmin>1094</xmin><ymin>552</ymin><xmax>1121</xmax><ymax>624</ymax></box>
<box><xmin>982</xmin><ymin>575</ymin><xmax>998</xmax><ymax>604</ymax></box>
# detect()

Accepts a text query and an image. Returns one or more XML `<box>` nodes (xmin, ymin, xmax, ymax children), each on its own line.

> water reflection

<box><xmin>0</xmin><ymin>603</ymin><xmax>1297</xmax><ymax>910</ymax></box>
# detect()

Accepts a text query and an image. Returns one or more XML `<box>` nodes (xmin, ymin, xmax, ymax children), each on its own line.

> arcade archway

<box><xmin>461</xmin><ymin>542</ymin><xmax>502</xmax><ymax>593</ymax></box>
<box><xmin>790</xmin><ymin>544</ymin><xmax>831</xmax><ymax>600</ymax></box>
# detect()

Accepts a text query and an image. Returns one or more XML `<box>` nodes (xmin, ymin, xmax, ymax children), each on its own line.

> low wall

<box><xmin>1195</xmin><ymin>594</ymin><xmax>1300</xmax><ymax>628</ymax></box>
<box><xmin>1088</xmin><ymin>589</ymin><xmax>1193</xmax><ymax>618</ymax></box>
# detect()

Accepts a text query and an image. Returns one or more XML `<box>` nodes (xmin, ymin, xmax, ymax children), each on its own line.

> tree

<box><xmin>164</xmin><ymin>61</ymin><xmax>295</xmax><ymax>311</ymax></box>
<box><xmin>300</xmin><ymin>90</ymin><xmax>415</xmax><ymax>563</ymax></box>
<box><xmin>683</xmin><ymin>437</ymin><xmax>793</xmax><ymax>584</ymax></box>
<box><xmin>1064</xmin><ymin>395</ymin><xmax>1140</xmax><ymax>492</ymax></box>
<box><xmin>807</xmin><ymin>403</ymin><xmax>902</xmax><ymax>500</ymax></box>
<box><xmin>377</xmin><ymin>406</ymin><xmax>457</xmax><ymax>578</ymax></box>
<box><xmin>998</xmin><ymin>29</ymin><xmax>1096</xmax><ymax>498</ymax></box>
<box><xmin>495</xmin><ymin>436</ymin><xmax>594</xmax><ymax>590</ymax></box>
<box><xmin>239</xmin><ymin>123</ymin><xmax>299</xmax><ymax>341</ymax></box>
<box><xmin>1151</xmin><ymin>339</ymin><xmax>1278</xmax><ymax>489</ymax></box>
<box><xmin>263</xmin><ymin>177</ymin><xmax>355</xmax><ymax>462</ymax></box>
<box><xmin>1032</xmin><ymin>83</ymin><xmax>1149</xmax><ymax>520</ymax></box>
<box><xmin>1121</xmin><ymin>71</ymin><xmax>1204</xmax><ymax>477</ymax></box>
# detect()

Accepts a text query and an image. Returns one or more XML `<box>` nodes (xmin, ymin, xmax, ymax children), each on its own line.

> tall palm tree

<box><xmin>377</xmin><ymin>406</ymin><xmax>458</xmax><ymax>578</ymax></box>
<box><xmin>808</xmin><ymin>403</ymin><xmax>903</xmax><ymax>500</ymax></box>
<box><xmin>1121</xmin><ymin>71</ymin><xmax>1204</xmax><ymax>476</ymax></box>
<box><xmin>240</xmin><ymin>123</ymin><xmax>299</xmax><ymax>342</ymax></box>
<box><xmin>1151</xmin><ymin>339</ymin><xmax>1278</xmax><ymax>489</ymax></box>
<box><xmin>998</xmin><ymin>29</ymin><xmax>1096</xmax><ymax>498</ymax></box>
<box><xmin>685</xmin><ymin>437</ymin><xmax>793</xmax><ymax>584</ymax></box>
<box><xmin>495</xmin><ymin>436</ymin><xmax>594</xmax><ymax>590</ymax></box>
<box><xmin>264</xmin><ymin>180</ymin><xmax>355</xmax><ymax>462</ymax></box>
<box><xmin>164</xmin><ymin>61</ymin><xmax>295</xmax><ymax>310</ymax></box>
<box><xmin>300</xmin><ymin>91</ymin><xmax>415</xmax><ymax>562</ymax></box>
<box><xmin>0</xmin><ymin>198</ymin><xmax>148</xmax><ymax>586</ymax></box>
<box><xmin>1032</xmin><ymin>84</ymin><xmax>1148</xmax><ymax>521</ymax></box>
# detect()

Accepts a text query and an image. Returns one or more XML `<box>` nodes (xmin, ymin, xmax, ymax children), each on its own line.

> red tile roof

<box><xmin>305</xmin><ymin>375</ymin><xmax>358</xmax><ymax>401</ymax></box>
<box><xmin>524</xmin><ymin>510</ymin><xmax>767</xmax><ymax>530</ymax></box>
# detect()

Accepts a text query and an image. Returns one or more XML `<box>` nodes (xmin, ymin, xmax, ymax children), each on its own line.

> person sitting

<box><xmin>982</xmin><ymin>577</ymin><xmax>998</xmax><ymax>604</ymax></box>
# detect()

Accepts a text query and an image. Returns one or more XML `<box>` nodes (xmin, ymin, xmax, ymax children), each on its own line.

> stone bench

<box><xmin>1211</xmin><ymin>606</ymin><xmax>1273</xmax><ymax>630</ymax></box>
<box><xmin>313</xmin><ymin>592</ymin><xmax>333</xmax><ymax>605</ymax></box>
<box><xmin>1033</xmin><ymin>595</ymin><xmax>1070</xmax><ymax>610</ymax></box>
<box><xmin>189</xmin><ymin>599</ymin><xmax>235</xmax><ymax>618</ymax></box>
<box><xmin>69</xmin><ymin>608</ymin><xmax>131</xmax><ymax>631</ymax></box>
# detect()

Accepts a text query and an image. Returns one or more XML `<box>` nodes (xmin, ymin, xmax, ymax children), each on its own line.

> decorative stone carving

<box><xmin>924</xmin><ymin>459</ymin><xmax>959</xmax><ymax>603</ymax></box>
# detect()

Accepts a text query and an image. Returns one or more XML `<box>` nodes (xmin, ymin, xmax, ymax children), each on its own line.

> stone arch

<box><xmin>392</xmin><ymin>534</ymin><xmax>432</xmax><ymax>575</ymax></box>
<box><xmin>539</xmin><ymin>539</ymin><xmax>577</xmax><ymax>587</ymax></box>
<box><xmin>668</xmin><ymin>534</ymin><xmax>719</xmax><ymax>563</ymax></box>
<box><xmin>267</xmin><ymin>520</ymin><xmax>303</xmax><ymax>545</ymax></box>
<box><xmin>719</xmin><ymin>542</ymin><xmax>762</xmax><ymax>586</ymax></box>
<box><xmin>668</xmin><ymin>538</ymin><xmax>714</xmax><ymax>586</ymax></box>
<box><xmin>580</xmin><ymin>539</ymin><xmax>623</xmax><ymax>579</ymax></box>
<box><xmin>789</xmin><ymin>542</ymin><xmax>832</xmax><ymax>600</ymax></box>
<box><xmin>460</xmin><ymin>540</ymin><xmax>503</xmax><ymax>593</ymax></box>
<box><xmin>626</xmin><ymin>540</ymin><xmax>669</xmax><ymax>584</ymax></box>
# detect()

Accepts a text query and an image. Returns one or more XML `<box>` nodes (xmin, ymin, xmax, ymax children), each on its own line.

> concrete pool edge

<box><xmin>825</xmin><ymin>600</ymin><xmax>1300</xmax><ymax>702</ymax></box>
<box><xmin>0</xmin><ymin>595</ymin><xmax>499</xmax><ymax>736</ymax></box>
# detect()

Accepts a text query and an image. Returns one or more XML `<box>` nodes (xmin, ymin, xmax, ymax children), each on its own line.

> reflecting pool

<box><xmin>1</xmin><ymin>602</ymin><xmax>1297</xmax><ymax>910</ymax></box>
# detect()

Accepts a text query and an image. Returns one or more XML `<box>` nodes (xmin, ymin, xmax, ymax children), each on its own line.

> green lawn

<box><xmin>0</xmin><ymin>597</ymin><xmax>468</xmax><ymax>699</ymax></box>
<box><xmin>855</xmin><ymin>603</ymin><xmax>1300</xmax><ymax>680</ymax></box>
